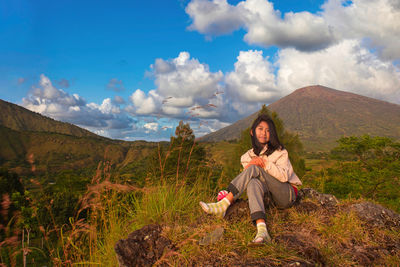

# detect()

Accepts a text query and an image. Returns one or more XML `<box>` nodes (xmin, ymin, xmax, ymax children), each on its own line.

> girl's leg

<box><xmin>228</xmin><ymin>164</ymin><xmax>295</xmax><ymax>211</ymax></box>
<box><xmin>247</xmin><ymin>178</ymin><xmax>267</xmax><ymax>222</ymax></box>
<box><xmin>198</xmin><ymin>165</ymin><xmax>262</xmax><ymax>218</ymax></box>
<box><xmin>227</xmin><ymin>165</ymin><xmax>267</xmax><ymax>200</ymax></box>
<box><xmin>258</xmin><ymin>168</ymin><xmax>296</xmax><ymax>209</ymax></box>
<box><xmin>247</xmin><ymin>178</ymin><xmax>272</xmax><ymax>243</ymax></box>
<box><xmin>227</xmin><ymin>165</ymin><xmax>295</xmax><ymax>244</ymax></box>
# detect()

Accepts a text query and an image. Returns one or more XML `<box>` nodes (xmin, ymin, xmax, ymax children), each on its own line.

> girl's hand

<box><xmin>245</xmin><ymin>157</ymin><xmax>266</xmax><ymax>169</ymax></box>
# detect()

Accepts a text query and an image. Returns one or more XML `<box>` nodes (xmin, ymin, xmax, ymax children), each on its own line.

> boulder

<box><xmin>297</xmin><ymin>188</ymin><xmax>339</xmax><ymax>207</ymax></box>
<box><xmin>349</xmin><ymin>202</ymin><xmax>400</xmax><ymax>228</ymax></box>
<box><xmin>114</xmin><ymin>224</ymin><xmax>174</xmax><ymax>267</ymax></box>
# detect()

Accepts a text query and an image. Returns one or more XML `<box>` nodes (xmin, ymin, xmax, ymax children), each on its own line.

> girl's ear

<box><xmin>250</xmin><ymin>129</ymin><xmax>253</xmax><ymax>136</ymax></box>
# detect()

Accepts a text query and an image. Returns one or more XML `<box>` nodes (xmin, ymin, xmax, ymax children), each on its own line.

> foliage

<box><xmin>305</xmin><ymin>135</ymin><xmax>400</xmax><ymax>212</ymax></box>
<box><xmin>0</xmin><ymin>169</ymin><xmax>24</xmax><ymax>238</ymax></box>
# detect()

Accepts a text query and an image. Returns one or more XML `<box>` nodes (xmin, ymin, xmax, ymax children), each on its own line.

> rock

<box><xmin>199</xmin><ymin>227</ymin><xmax>224</xmax><ymax>246</ymax></box>
<box><xmin>349</xmin><ymin>202</ymin><xmax>400</xmax><ymax>228</ymax></box>
<box><xmin>114</xmin><ymin>224</ymin><xmax>174</xmax><ymax>267</ymax></box>
<box><xmin>297</xmin><ymin>188</ymin><xmax>339</xmax><ymax>207</ymax></box>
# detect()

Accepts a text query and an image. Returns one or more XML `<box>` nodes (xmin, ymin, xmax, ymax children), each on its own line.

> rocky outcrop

<box><xmin>349</xmin><ymin>201</ymin><xmax>400</xmax><ymax>228</ymax></box>
<box><xmin>114</xmin><ymin>224</ymin><xmax>174</xmax><ymax>267</ymax></box>
<box><xmin>115</xmin><ymin>189</ymin><xmax>399</xmax><ymax>266</ymax></box>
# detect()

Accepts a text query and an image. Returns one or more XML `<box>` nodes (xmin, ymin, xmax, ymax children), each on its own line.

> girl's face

<box><xmin>252</xmin><ymin>121</ymin><xmax>270</xmax><ymax>145</ymax></box>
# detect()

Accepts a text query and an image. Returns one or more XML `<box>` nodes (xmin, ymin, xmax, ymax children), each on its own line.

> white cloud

<box><xmin>126</xmin><ymin>52</ymin><xmax>224</xmax><ymax>120</ymax></box>
<box><xmin>225</xmin><ymin>50</ymin><xmax>279</xmax><ymax>103</ymax></box>
<box><xmin>185</xmin><ymin>0</ymin><xmax>244</xmax><ymax>35</ymax></box>
<box><xmin>23</xmin><ymin>74</ymin><xmax>133</xmax><ymax>130</ymax></box>
<box><xmin>276</xmin><ymin>39</ymin><xmax>400</xmax><ymax>103</ymax></box>
<box><xmin>240</xmin><ymin>0</ymin><xmax>337</xmax><ymax>51</ymax></box>
<box><xmin>154</xmin><ymin>52</ymin><xmax>223</xmax><ymax>101</ymax></box>
<box><xmin>323</xmin><ymin>0</ymin><xmax>400</xmax><ymax>60</ymax></box>
<box><xmin>144</xmin><ymin>122</ymin><xmax>159</xmax><ymax>132</ymax></box>
<box><xmin>186</xmin><ymin>0</ymin><xmax>400</xmax><ymax>60</ymax></box>
<box><xmin>186</xmin><ymin>0</ymin><xmax>337</xmax><ymax>51</ymax></box>
<box><xmin>128</xmin><ymin>89</ymin><xmax>158</xmax><ymax>115</ymax></box>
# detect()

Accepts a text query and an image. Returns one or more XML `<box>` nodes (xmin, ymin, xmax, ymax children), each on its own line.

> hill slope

<box><xmin>0</xmin><ymin>99</ymin><xmax>159</xmax><ymax>176</ymax></box>
<box><xmin>199</xmin><ymin>85</ymin><xmax>400</xmax><ymax>151</ymax></box>
<box><xmin>0</xmin><ymin>99</ymin><xmax>102</xmax><ymax>138</ymax></box>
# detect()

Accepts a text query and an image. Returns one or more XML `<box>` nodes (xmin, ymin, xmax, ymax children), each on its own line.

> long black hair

<box><xmin>250</xmin><ymin>114</ymin><xmax>283</xmax><ymax>156</ymax></box>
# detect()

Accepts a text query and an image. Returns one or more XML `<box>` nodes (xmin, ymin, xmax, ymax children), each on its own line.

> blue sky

<box><xmin>1</xmin><ymin>0</ymin><xmax>399</xmax><ymax>141</ymax></box>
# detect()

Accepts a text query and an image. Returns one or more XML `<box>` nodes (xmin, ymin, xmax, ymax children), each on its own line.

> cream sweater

<box><xmin>240</xmin><ymin>147</ymin><xmax>302</xmax><ymax>186</ymax></box>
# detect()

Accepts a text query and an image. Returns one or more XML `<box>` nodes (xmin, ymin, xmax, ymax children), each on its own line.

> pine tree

<box><xmin>149</xmin><ymin>121</ymin><xmax>206</xmax><ymax>184</ymax></box>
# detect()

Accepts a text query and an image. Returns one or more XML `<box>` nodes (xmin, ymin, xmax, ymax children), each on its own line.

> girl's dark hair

<box><xmin>250</xmin><ymin>114</ymin><xmax>283</xmax><ymax>156</ymax></box>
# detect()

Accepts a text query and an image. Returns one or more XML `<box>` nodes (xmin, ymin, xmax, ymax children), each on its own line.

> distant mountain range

<box><xmin>199</xmin><ymin>85</ymin><xmax>400</xmax><ymax>151</ymax></box>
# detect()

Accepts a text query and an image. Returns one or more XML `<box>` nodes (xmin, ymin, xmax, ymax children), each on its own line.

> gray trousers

<box><xmin>227</xmin><ymin>165</ymin><xmax>296</xmax><ymax>222</ymax></box>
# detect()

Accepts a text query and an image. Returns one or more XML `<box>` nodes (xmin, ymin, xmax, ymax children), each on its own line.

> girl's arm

<box><xmin>241</xmin><ymin>150</ymin><xmax>266</xmax><ymax>169</ymax></box>
<box><xmin>264</xmin><ymin>150</ymin><xmax>292</xmax><ymax>183</ymax></box>
<box><xmin>245</xmin><ymin>157</ymin><xmax>265</xmax><ymax>169</ymax></box>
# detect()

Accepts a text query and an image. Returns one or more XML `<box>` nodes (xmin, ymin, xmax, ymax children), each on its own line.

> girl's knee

<box><xmin>245</xmin><ymin>164</ymin><xmax>262</xmax><ymax>174</ymax></box>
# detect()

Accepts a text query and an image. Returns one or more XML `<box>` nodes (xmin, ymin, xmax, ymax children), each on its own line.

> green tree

<box><xmin>321</xmin><ymin>135</ymin><xmax>400</xmax><ymax>212</ymax></box>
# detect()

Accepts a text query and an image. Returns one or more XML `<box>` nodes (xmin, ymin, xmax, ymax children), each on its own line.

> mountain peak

<box><xmin>200</xmin><ymin>86</ymin><xmax>400</xmax><ymax>151</ymax></box>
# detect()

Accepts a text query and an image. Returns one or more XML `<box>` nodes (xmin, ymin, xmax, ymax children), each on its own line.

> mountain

<box><xmin>199</xmin><ymin>85</ymin><xmax>400</xmax><ymax>151</ymax></box>
<box><xmin>0</xmin><ymin>99</ymin><xmax>157</xmax><ymax>176</ymax></box>
<box><xmin>0</xmin><ymin>99</ymin><xmax>102</xmax><ymax>139</ymax></box>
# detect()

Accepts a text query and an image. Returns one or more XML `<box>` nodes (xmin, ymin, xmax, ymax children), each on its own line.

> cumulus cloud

<box><xmin>22</xmin><ymin>74</ymin><xmax>133</xmax><ymax>130</ymax></box>
<box><xmin>126</xmin><ymin>52</ymin><xmax>224</xmax><ymax>120</ymax></box>
<box><xmin>154</xmin><ymin>52</ymin><xmax>223</xmax><ymax>101</ymax></box>
<box><xmin>186</xmin><ymin>0</ymin><xmax>244</xmax><ymax>35</ymax></box>
<box><xmin>225</xmin><ymin>50</ymin><xmax>279</xmax><ymax>103</ymax></box>
<box><xmin>276</xmin><ymin>39</ymin><xmax>400</xmax><ymax>103</ymax></box>
<box><xmin>186</xmin><ymin>0</ymin><xmax>337</xmax><ymax>51</ymax></box>
<box><xmin>322</xmin><ymin>0</ymin><xmax>400</xmax><ymax>60</ymax></box>
<box><xmin>87</xmin><ymin>98</ymin><xmax>121</xmax><ymax>114</ymax></box>
<box><xmin>127</xmin><ymin>89</ymin><xmax>159</xmax><ymax>115</ymax></box>
<box><xmin>186</xmin><ymin>0</ymin><xmax>400</xmax><ymax>60</ymax></box>
<box><xmin>144</xmin><ymin>122</ymin><xmax>159</xmax><ymax>132</ymax></box>
<box><xmin>240</xmin><ymin>0</ymin><xmax>337</xmax><ymax>51</ymax></box>
<box><xmin>107</xmin><ymin>78</ymin><xmax>125</xmax><ymax>92</ymax></box>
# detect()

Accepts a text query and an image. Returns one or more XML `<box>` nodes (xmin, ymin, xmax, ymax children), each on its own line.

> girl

<box><xmin>200</xmin><ymin>114</ymin><xmax>302</xmax><ymax>245</ymax></box>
